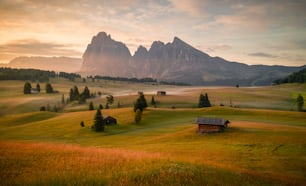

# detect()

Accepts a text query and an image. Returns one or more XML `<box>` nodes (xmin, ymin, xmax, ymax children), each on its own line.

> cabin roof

<box><xmin>103</xmin><ymin>116</ymin><xmax>116</xmax><ymax>120</ymax></box>
<box><xmin>195</xmin><ymin>117</ymin><xmax>225</xmax><ymax>126</ymax></box>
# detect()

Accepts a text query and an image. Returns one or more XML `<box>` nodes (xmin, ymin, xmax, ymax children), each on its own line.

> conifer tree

<box><xmin>151</xmin><ymin>96</ymin><xmax>156</xmax><ymax>106</ymax></box>
<box><xmin>73</xmin><ymin>86</ymin><xmax>79</xmax><ymax>100</ymax></box>
<box><xmin>205</xmin><ymin>93</ymin><xmax>211</xmax><ymax>107</ymax></box>
<box><xmin>134</xmin><ymin>93</ymin><xmax>148</xmax><ymax>112</ymax></box>
<box><xmin>106</xmin><ymin>95</ymin><xmax>114</xmax><ymax>105</ymax></box>
<box><xmin>23</xmin><ymin>82</ymin><xmax>32</xmax><ymax>94</ymax></box>
<box><xmin>198</xmin><ymin>94</ymin><xmax>205</xmax><ymax>107</ymax></box>
<box><xmin>45</xmin><ymin>83</ymin><xmax>53</xmax><ymax>93</ymax></box>
<box><xmin>198</xmin><ymin>93</ymin><xmax>211</xmax><ymax>108</ymax></box>
<box><xmin>83</xmin><ymin>86</ymin><xmax>91</xmax><ymax>99</ymax></box>
<box><xmin>93</xmin><ymin>108</ymin><xmax>104</xmax><ymax>132</ymax></box>
<box><xmin>89</xmin><ymin>101</ymin><xmax>94</xmax><ymax>110</ymax></box>
<box><xmin>61</xmin><ymin>94</ymin><xmax>65</xmax><ymax>104</ymax></box>
<box><xmin>296</xmin><ymin>94</ymin><xmax>304</xmax><ymax>112</ymax></box>
<box><xmin>69</xmin><ymin>88</ymin><xmax>74</xmax><ymax>101</ymax></box>
<box><xmin>36</xmin><ymin>83</ymin><xmax>40</xmax><ymax>92</ymax></box>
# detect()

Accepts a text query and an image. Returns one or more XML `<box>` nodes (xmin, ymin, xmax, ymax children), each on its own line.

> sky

<box><xmin>0</xmin><ymin>0</ymin><xmax>306</xmax><ymax>66</ymax></box>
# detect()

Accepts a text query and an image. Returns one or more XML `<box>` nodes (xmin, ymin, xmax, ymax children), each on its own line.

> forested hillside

<box><xmin>274</xmin><ymin>68</ymin><xmax>306</xmax><ymax>84</ymax></box>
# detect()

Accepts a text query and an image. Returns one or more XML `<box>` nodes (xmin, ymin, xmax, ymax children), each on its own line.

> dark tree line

<box><xmin>92</xmin><ymin>75</ymin><xmax>191</xmax><ymax>85</ymax></box>
<box><xmin>93</xmin><ymin>75</ymin><xmax>157</xmax><ymax>83</ymax></box>
<box><xmin>1</xmin><ymin>68</ymin><xmax>55</xmax><ymax>82</ymax></box>
<box><xmin>159</xmin><ymin>81</ymin><xmax>191</xmax><ymax>86</ymax></box>
<box><xmin>0</xmin><ymin>67</ymin><xmax>81</xmax><ymax>82</ymax></box>
<box><xmin>59</xmin><ymin>72</ymin><xmax>81</xmax><ymax>81</ymax></box>
<box><xmin>273</xmin><ymin>68</ymin><xmax>306</xmax><ymax>84</ymax></box>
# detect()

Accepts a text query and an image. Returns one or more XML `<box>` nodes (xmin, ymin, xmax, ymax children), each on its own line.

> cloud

<box><xmin>170</xmin><ymin>0</ymin><xmax>306</xmax><ymax>33</ymax></box>
<box><xmin>1</xmin><ymin>0</ymin><xmax>305</xmax><ymax>66</ymax></box>
<box><xmin>0</xmin><ymin>39</ymin><xmax>82</xmax><ymax>58</ymax></box>
<box><xmin>248</xmin><ymin>52</ymin><xmax>277</xmax><ymax>58</ymax></box>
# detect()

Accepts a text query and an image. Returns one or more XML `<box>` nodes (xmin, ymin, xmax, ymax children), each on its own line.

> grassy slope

<box><xmin>1</xmin><ymin>80</ymin><xmax>306</xmax><ymax>116</ymax></box>
<box><xmin>0</xmin><ymin>80</ymin><xmax>306</xmax><ymax>185</ymax></box>
<box><xmin>0</xmin><ymin>107</ymin><xmax>305</xmax><ymax>185</ymax></box>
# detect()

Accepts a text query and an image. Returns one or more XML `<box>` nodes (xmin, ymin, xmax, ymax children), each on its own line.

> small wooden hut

<box><xmin>195</xmin><ymin>117</ymin><xmax>229</xmax><ymax>133</ymax></box>
<box><xmin>157</xmin><ymin>91</ymin><xmax>166</xmax><ymax>96</ymax></box>
<box><xmin>103</xmin><ymin>116</ymin><xmax>117</xmax><ymax>125</ymax></box>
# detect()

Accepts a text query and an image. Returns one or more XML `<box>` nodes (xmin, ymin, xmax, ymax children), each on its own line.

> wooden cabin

<box><xmin>157</xmin><ymin>91</ymin><xmax>166</xmax><ymax>96</ymax></box>
<box><xmin>103</xmin><ymin>116</ymin><xmax>117</xmax><ymax>125</ymax></box>
<box><xmin>195</xmin><ymin>117</ymin><xmax>229</xmax><ymax>133</ymax></box>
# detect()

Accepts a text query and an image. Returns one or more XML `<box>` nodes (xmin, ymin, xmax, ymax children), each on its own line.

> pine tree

<box><xmin>23</xmin><ymin>82</ymin><xmax>32</xmax><ymax>94</ymax></box>
<box><xmin>106</xmin><ymin>95</ymin><xmax>114</xmax><ymax>105</ymax></box>
<box><xmin>61</xmin><ymin>94</ymin><xmax>65</xmax><ymax>104</ymax></box>
<box><xmin>134</xmin><ymin>94</ymin><xmax>148</xmax><ymax>112</ymax></box>
<box><xmin>205</xmin><ymin>93</ymin><xmax>211</xmax><ymax>107</ymax></box>
<box><xmin>198</xmin><ymin>94</ymin><xmax>205</xmax><ymax>107</ymax></box>
<box><xmin>36</xmin><ymin>83</ymin><xmax>40</xmax><ymax>92</ymax></box>
<box><xmin>93</xmin><ymin>109</ymin><xmax>104</xmax><ymax>132</ymax></box>
<box><xmin>99</xmin><ymin>104</ymin><xmax>103</xmax><ymax>109</ymax></box>
<box><xmin>198</xmin><ymin>93</ymin><xmax>211</xmax><ymax>108</ymax></box>
<box><xmin>45</xmin><ymin>83</ymin><xmax>54</xmax><ymax>93</ymax></box>
<box><xmin>296</xmin><ymin>94</ymin><xmax>304</xmax><ymax>112</ymax></box>
<box><xmin>83</xmin><ymin>86</ymin><xmax>91</xmax><ymax>99</ymax></box>
<box><xmin>69</xmin><ymin>88</ymin><xmax>74</xmax><ymax>101</ymax></box>
<box><xmin>151</xmin><ymin>96</ymin><xmax>156</xmax><ymax>106</ymax></box>
<box><xmin>73</xmin><ymin>86</ymin><xmax>79</xmax><ymax>100</ymax></box>
<box><xmin>89</xmin><ymin>101</ymin><xmax>94</xmax><ymax>110</ymax></box>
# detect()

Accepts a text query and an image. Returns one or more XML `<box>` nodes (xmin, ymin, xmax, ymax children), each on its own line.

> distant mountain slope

<box><xmin>4</xmin><ymin>56</ymin><xmax>82</xmax><ymax>73</ymax></box>
<box><xmin>273</xmin><ymin>67</ymin><xmax>306</xmax><ymax>84</ymax></box>
<box><xmin>80</xmin><ymin>32</ymin><xmax>305</xmax><ymax>85</ymax></box>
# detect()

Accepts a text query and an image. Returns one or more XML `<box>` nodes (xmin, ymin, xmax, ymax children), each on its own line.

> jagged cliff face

<box><xmin>82</xmin><ymin>32</ymin><xmax>132</xmax><ymax>76</ymax></box>
<box><xmin>80</xmin><ymin>32</ymin><xmax>303</xmax><ymax>85</ymax></box>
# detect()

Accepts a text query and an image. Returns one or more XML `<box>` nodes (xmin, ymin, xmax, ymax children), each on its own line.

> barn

<box><xmin>157</xmin><ymin>91</ymin><xmax>166</xmax><ymax>96</ymax></box>
<box><xmin>103</xmin><ymin>116</ymin><xmax>117</xmax><ymax>125</ymax></box>
<box><xmin>195</xmin><ymin>117</ymin><xmax>229</xmax><ymax>133</ymax></box>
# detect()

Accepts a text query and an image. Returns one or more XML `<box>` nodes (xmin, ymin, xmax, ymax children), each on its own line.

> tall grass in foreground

<box><xmin>0</xmin><ymin>140</ymin><xmax>291</xmax><ymax>186</ymax></box>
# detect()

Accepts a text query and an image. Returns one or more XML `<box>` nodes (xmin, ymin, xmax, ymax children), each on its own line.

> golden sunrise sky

<box><xmin>0</xmin><ymin>0</ymin><xmax>306</xmax><ymax>66</ymax></box>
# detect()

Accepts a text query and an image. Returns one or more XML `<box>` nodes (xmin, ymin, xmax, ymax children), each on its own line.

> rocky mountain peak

<box><xmin>134</xmin><ymin>45</ymin><xmax>148</xmax><ymax>58</ymax></box>
<box><xmin>83</xmin><ymin>32</ymin><xmax>131</xmax><ymax>58</ymax></box>
<box><xmin>172</xmin><ymin>36</ymin><xmax>184</xmax><ymax>45</ymax></box>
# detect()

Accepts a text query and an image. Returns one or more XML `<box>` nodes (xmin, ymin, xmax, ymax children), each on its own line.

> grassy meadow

<box><xmin>0</xmin><ymin>79</ymin><xmax>305</xmax><ymax>185</ymax></box>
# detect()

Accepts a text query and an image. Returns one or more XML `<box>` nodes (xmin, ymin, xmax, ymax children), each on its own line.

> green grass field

<box><xmin>0</xmin><ymin>79</ymin><xmax>305</xmax><ymax>185</ymax></box>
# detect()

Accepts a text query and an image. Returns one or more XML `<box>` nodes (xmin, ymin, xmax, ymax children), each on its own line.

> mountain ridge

<box><xmin>80</xmin><ymin>32</ymin><xmax>305</xmax><ymax>85</ymax></box>
<box><xmin>2</xmin><ymin>56</ymin><xmax>82</xmax><ymax>73</ymax></box>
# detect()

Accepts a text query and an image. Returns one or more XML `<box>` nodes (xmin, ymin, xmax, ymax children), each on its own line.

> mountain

<box><xmin>82</xmin><ymin>32</ymin><xmax>132</xmax><ymax>76</ymax></box>
<box><xmin>80</xmin><ymin>32</ymin><xmax>305</xmax><ymax>85</ymax></box>
<box><xmin>4</xmin><ymin>56</ymin><xmax>82</xmax><ymax>73</ymax></box>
